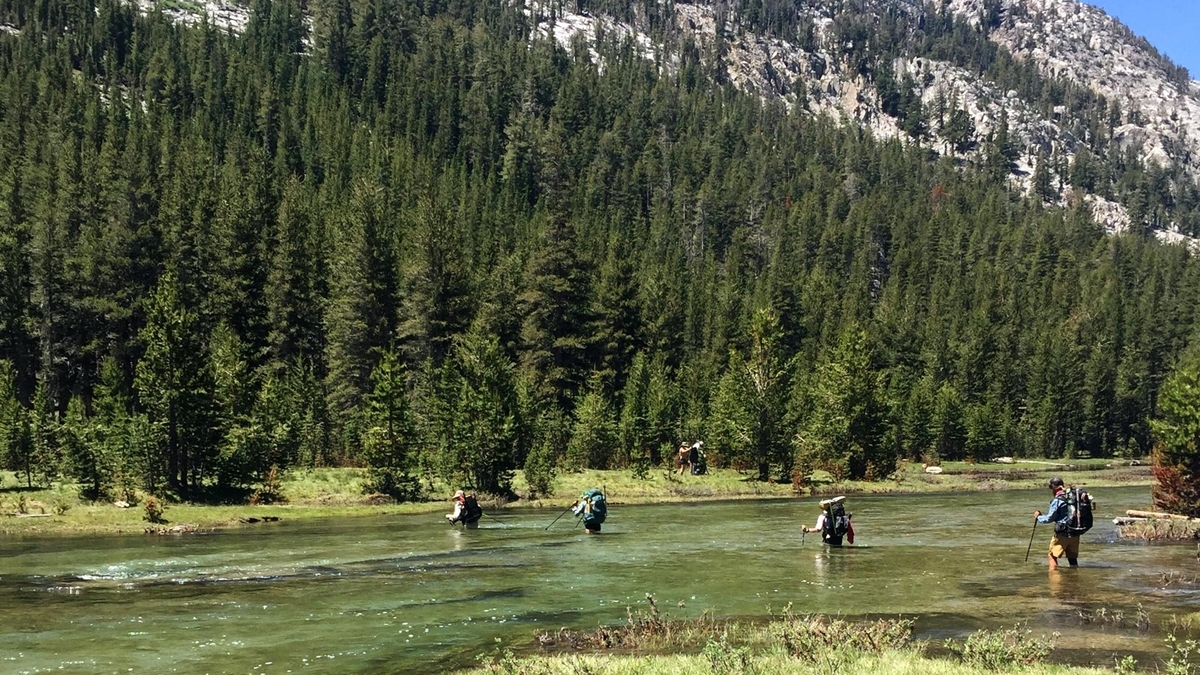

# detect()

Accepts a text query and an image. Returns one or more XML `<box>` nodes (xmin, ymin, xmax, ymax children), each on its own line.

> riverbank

<box><xmin>0</xmin><ymin>459</ymin><xmax>1151</xmax><ymax>536</ymax></box>
<box><xmin>463</xmin><ymin>651</ymin><xmax>1115</xmax><ymax>675</ymax></box>
<box><xmin>1119</xmin><ymin>518</ymin><xmax>1200</xmax><ymax>540</ymax></box>
<box><xmin>458</xmin><ymin>611</ymin><xmax>1121</xmax><ymax>675</ymax></box>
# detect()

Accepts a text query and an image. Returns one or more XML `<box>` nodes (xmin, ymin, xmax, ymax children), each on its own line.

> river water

<box><xmin>2</xmin><ymin>486</ymin><xmax>1198</xmax><ymax>674</ymax></box>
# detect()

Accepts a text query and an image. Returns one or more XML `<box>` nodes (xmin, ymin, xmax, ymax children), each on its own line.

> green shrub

<box><xmin>771</xmin><ymin>613</ymin><xmax>914</xmax><ymax>664</ymax></box>
<box><xmin>143</xmin><ymin>497</ymin><xmax>167</xmax><ymax>524</ymax></box>
<box><xmin>1167</xmin><ymin>633</ymin><xmax>1199</xmax><ymax>675</ymax></box>
<box><xmin>957</xmin><ymin>627</ymin><xmax>1055</xmax><ymax>669</ymax></box>
<box><xmin>702</xmin><ymin>635</ymin><xmax>753</xmax><ymax>674</ymax></box>
<box><xmin>1114</xmin><ymin>655</ymin><xmax>1139</xmax><ymax>675</ymax></box>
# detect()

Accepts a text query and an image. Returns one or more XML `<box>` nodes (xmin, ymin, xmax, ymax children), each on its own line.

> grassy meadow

<box><xmin>0</xmin><ymin>457</ymin><xmax>1151</xmax><ymax>536</ymax></box>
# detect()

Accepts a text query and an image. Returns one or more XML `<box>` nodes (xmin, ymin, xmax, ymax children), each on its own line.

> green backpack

<box><xmin>581</xmin><ymin>489</ymin><xmax>607</xmax><ymax>525</ymax></box>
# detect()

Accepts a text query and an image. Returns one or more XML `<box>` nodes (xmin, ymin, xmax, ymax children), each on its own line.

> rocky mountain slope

<box><xmin>123</xmin><ymin>0</ymin><xmax>1200</xmax><ymax>240</ymax></box>
<box><xmin>528</xmin><ymin>0</ymin><xmax>1200</xmax><ymax>241</ymax></box>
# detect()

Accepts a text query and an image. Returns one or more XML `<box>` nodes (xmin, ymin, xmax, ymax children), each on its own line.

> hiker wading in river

<box><xmin>802</xmin><ymin>496</ymin><xmax>853</xmax><ymax>546</ymax></box>
<box><xmin>573</xmin><ymin>488</ymin><xmax>608</xmax><ymax>534</ymax></box>
<box><xmin>1034</xmin><ymin>477</ymin><xmax>1090</xmax><ymax>570</ymax></box>
<box><xmin>446</xmin><ymin>490</ymin><xmax>483</xmax><ymax>529</ymax></box>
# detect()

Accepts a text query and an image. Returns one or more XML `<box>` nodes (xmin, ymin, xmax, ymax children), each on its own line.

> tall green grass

<box><xmin>466</xmin><ymin>651</ymin><xmax>1113</xmax><ymax>675</ymax></box>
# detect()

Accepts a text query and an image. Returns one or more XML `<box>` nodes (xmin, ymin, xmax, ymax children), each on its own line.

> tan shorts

<box><xmin>1049</xmin><ymin>534</ymin><xmax>1080</xmax><ymax>560</ymax></box>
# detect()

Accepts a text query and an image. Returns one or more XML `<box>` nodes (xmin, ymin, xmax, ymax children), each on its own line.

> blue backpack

<box><xmin>580</xmin><ymin>489</ymin><xmax>607</xmax><ymax>526</ymax></box>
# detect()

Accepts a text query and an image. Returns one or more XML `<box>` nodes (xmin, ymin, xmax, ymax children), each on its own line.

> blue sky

<box><xmin>1086</xmin><ymin>1</ymin><xmax>1200</xmax><ymax>77</ymax></box>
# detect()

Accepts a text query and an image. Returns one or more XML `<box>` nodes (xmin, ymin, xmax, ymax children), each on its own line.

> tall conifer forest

<box><xmin>1</xmin><ymin>0</ymin><xmax>1198</xmax><ymax>501</ymax></box>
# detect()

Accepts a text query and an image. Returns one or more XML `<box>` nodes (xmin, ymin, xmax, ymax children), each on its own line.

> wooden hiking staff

<box><xmin>1024</xmin><ymin>519</ymin><xmax>1038</xmax><ymax>563</ymax></box>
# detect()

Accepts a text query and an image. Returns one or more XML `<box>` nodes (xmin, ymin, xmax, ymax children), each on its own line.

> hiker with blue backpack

<box><xmin>573</xmin><ymin>488</ymin><xmax>608</xmax><ymax>534</ymax></box>
<box><xmin>802</xmin><ymin>496</ymin><xmax>854</xmax><ymax>546</ymax></box>
<box><xmin>1033</xmin><ymin>477</ymin><xmax>1095</xmax><ymax>570</ymax></box>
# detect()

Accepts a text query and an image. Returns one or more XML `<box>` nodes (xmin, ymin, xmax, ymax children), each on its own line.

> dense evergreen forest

<box><xmin>0</xmin><ymin>0</ymin><xmax>1198</xmax><ymax>502</ymax></box>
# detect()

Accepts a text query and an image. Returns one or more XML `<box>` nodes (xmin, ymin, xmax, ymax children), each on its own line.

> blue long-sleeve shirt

<box><xmin>1037</xmin><ymin>491</ymin><xmax>1069</xmax><ymax>525</ymax></box>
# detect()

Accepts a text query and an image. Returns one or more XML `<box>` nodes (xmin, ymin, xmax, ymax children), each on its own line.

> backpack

<box><xmin>824</xmin><ymin>501</ymin><xmax>850</xmax><ymax>540</ymax></box>
<box><xmin>462</xmin><ymin>494</ymin><xmax>483</xmax><ymax>524</ymax></box>
<box><xmin>1059</xmin><ymin>487</ymin><xmax>1093</xmax><ymax>537</ymax></box>
<box><xmin>582</xmin><ymin>489</ymin><xmax>607</xmax><ymax>525</ymax></box>
<box><xmin>690</xmin><ymin>447</ymin><xmax>708</xmax><ymax>475</ymax></box>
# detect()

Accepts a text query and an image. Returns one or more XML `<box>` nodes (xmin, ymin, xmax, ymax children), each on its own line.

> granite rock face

<box><xmin>523</xmin><ymin>0</ymin><xmax>1196</xmax><ymax>241</ymax></box>
<box><xmin>155</xmin><ymin>0</ymin><xmax>1200</xmax><ymax>241</ymax></box>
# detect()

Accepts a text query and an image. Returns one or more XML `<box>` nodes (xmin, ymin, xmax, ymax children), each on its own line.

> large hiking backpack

<box><xmin>824</xmin><ymin>501</ymin><xmax>850</xmax><ymax>541</ymax></box>
<box><xmin>1060</xmin><ymin>487</ymin><xmax>1093</xmax><ymax>537</ymax></box>
<box><xmin>462</xmin><ymin>494</ymin><xmax>483</xmax><ymax>524</ymax></box>
<box><xmin>690</xmin><ymin>446</ymin><xmax>708</xmax><ymax>475</ymax></box>
<box><xmin>582</xmin><ymin>489</ymin><xmax>607</xmax><ymax>526</ymax></box>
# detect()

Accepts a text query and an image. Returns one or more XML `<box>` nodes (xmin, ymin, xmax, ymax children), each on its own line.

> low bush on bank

<box><xmin>771</xmin><ymin>613</ymin><xmax>915</xmax><ymax>660</ymax></box>
<box><xmin>499</xmin><ymin>598</ymin><xmax>1090</xmax><ymax>675</ymax></box>
<box><xmin>468</xmin><ymin>650</ymin><xmax>1110</xmax><ymax>675</ymax></box>
<box><xmin>954</xmin><ymin>627</ymin><xmax>1056</xmax><ymax>670</ymax></box>
<box><xmin>472</xmin><ymin>598</ymin><xmax>1102</xmax><ymax>675</ymax></box>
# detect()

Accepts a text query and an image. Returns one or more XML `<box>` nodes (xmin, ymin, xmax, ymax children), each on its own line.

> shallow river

<box><xmin>2</xmin><ymin>486</ymin><xmax>1198</xmax><ymax>674</ymax></box>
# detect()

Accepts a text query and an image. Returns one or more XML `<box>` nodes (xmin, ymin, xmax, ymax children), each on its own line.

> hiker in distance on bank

<box><xmin>676</xmin><ymin>443</ymin><xmax>691</xmax><ymax>475</ymax></box>
<box><xmin>446</xmin><ymin>490</ymin><xmax>483</xmax><ymax>528</ymax></box>
<box><xmin>573</xmin><ymin>488</ymin><xmax>608</xmax><ymax>534</ymax></box>
<box><xmin>802</xmin><ymin>496</ymin><xmax>854</xmax><ymax>546</ymax></box>
<box><xmin>1034</xmin><ymin>477</ymin><xmax>1095</xmax><ymax>570</ymax></box>
<box><xmin>687</xmin><ymin>441</ymin><xmax>708</xmax><ymax>475</ymax></box>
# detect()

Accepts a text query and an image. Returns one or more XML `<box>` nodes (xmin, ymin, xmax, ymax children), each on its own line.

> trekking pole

<box><xmin>1024</xmin><ymin>519</ymin><xmax>1038</xmax><ymax>563</ymax></box>
<box><xmin>481</xmin><ymin>512</ymin><xmax>512</xmax><ymax>528</ymax></box>
<box><xmin>545</xmin><ymin>505</ymin><xmax>575</xmax><ymax>530</ymax></box>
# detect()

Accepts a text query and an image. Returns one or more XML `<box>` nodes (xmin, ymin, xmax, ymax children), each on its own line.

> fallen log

<box><xmin>15</xmin><ymin>513</ymin><xmax>52</xmax><ymax>518</ymax></box>
<box><xmin>1126</xmin><ymin>510</ymin><xmax>1200</xmax><ymax>522</ymax></box>
<box><xmin>1113</xmin><ymin>517</ymin><xmax>1148</xmax><ymax>525</ymax></box>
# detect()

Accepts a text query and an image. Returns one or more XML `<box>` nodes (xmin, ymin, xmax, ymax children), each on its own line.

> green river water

<box><xmin>2</xmin><ymin>486</ymin><xmax>1198</xmax><ymax>674</ymax></box>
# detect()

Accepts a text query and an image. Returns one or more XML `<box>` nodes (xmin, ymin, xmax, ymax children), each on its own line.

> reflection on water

<box><xmin>1</xmin><ymin>487</ymin><xmax>1198</xmax><ymax>673</ymax></box>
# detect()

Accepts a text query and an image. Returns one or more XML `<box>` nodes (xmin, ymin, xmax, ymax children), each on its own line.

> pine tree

<box><xmin>324</xmin><ymin>180</ymin><xmax>398</xmax><ymax>444</ymax></box>
<box><xmin>943</xmin><ymin>106</ymin><xmax>976</xmax><ymax>154</ymax></box>
<box><xmin>1150</xmin><ymin>351</ymin><xmax>1200</xmax><ymax>517</ymax></box>
<box><xmin>711</xmin><ymin>308</ymin><xmax>792</xmax><ymax>481</ymax></box>
<box><xmin>30</xmin><ymin>379</ymin><xmax>61</xmax><ymax>487</ymax></box>
<box><xmin>435</xmin><ymin>327</ymin><xmax>521</xmax><ymax>494</ymax></box>
<box><xmin>518</xmin><ymin>218</ymin><xmax>595</xmax><ymax>406</ymax></box>
<box><xmin>900</xmin><ymin>375</ymin><xmax>936</xmax><ymax>461</ymax></box>
<box><xmin>62</xmin><ymin>395</ymin><xmax>108</xmax><ymax>500</ymax></box>
<box><xmin>567</xmin><ymin>374</ymin><xmax>618</xmax><ymax>470</ymax></box>
<box><xmin>135</xmin><ymin>271</ymin><xmax>217</xmax><ymax>497</ymax></box>
<box><xmin>591</xmin><ymin>239</ymin><xmax>642</xmax><ymax>390</ymax></box>
<box><xmin>964</xmin><ymin>398</ymin><xmax>1005</xmax><ymax>463</ymax></box>
<box><xmin>397</xmin><ymin>199</ymin><xmax>474</xmax><ymax>368</ymax></box>
<box><xmin>362</xmin><ymin>347</ymin><xmax>419</xmax><ymax>499</ymax></box>
<box><xmin>92</xmin><ymin>356</ymin><xmax>134</xmax><ymax>497</ymax></box>
<box><xmin>265</xmin><ymin>178</ymin><xmax>325</xmax><ymax>372</ymax></box>
<box><xmin>796</xmin><ymin>324</ymin><xmax>890</xmax><ymax>480</ymax></box>
<box><xmin>644</xmin><ymin>354</ymin><xmax>680</xmax><ymax>468</ymax></box>
<box><xmin>0</xmin><ymin>360</ymin><xmax>33</xmax><ymax>488</ymax></box>
<box><xmin>211</xmin><ymin>321</ymin><xmax>263</xmax><ymax>488</ymax></box>
<box><xmin>617</xmin><ymin>352</ymin><xmax>650</xmax><ymax>469</ymax></box>
<box><xmin>525</xmin><ymin>406</ymin><xmax>566</xmax><ymax>497</ymax></box>
<box><xmin>932</xmin><ymin>383</ymin><xmax>967</xmax><ymax>462</ymax></box>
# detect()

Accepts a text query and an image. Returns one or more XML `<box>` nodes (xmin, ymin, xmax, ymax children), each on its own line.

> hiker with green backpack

<box><xmin>573</xmin><ymin>488</ymin><xmax>608</xmax><ymax>534</ymax></box>
<box><xmin>802</xmin><ymin>496</ymin><xmax>853</xmax><ymax>546</ymax></box>
<box><xmin>1033</xmin><ymin>477</ymin><xmax>1095</xmax><ymax>570</ymax></box>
